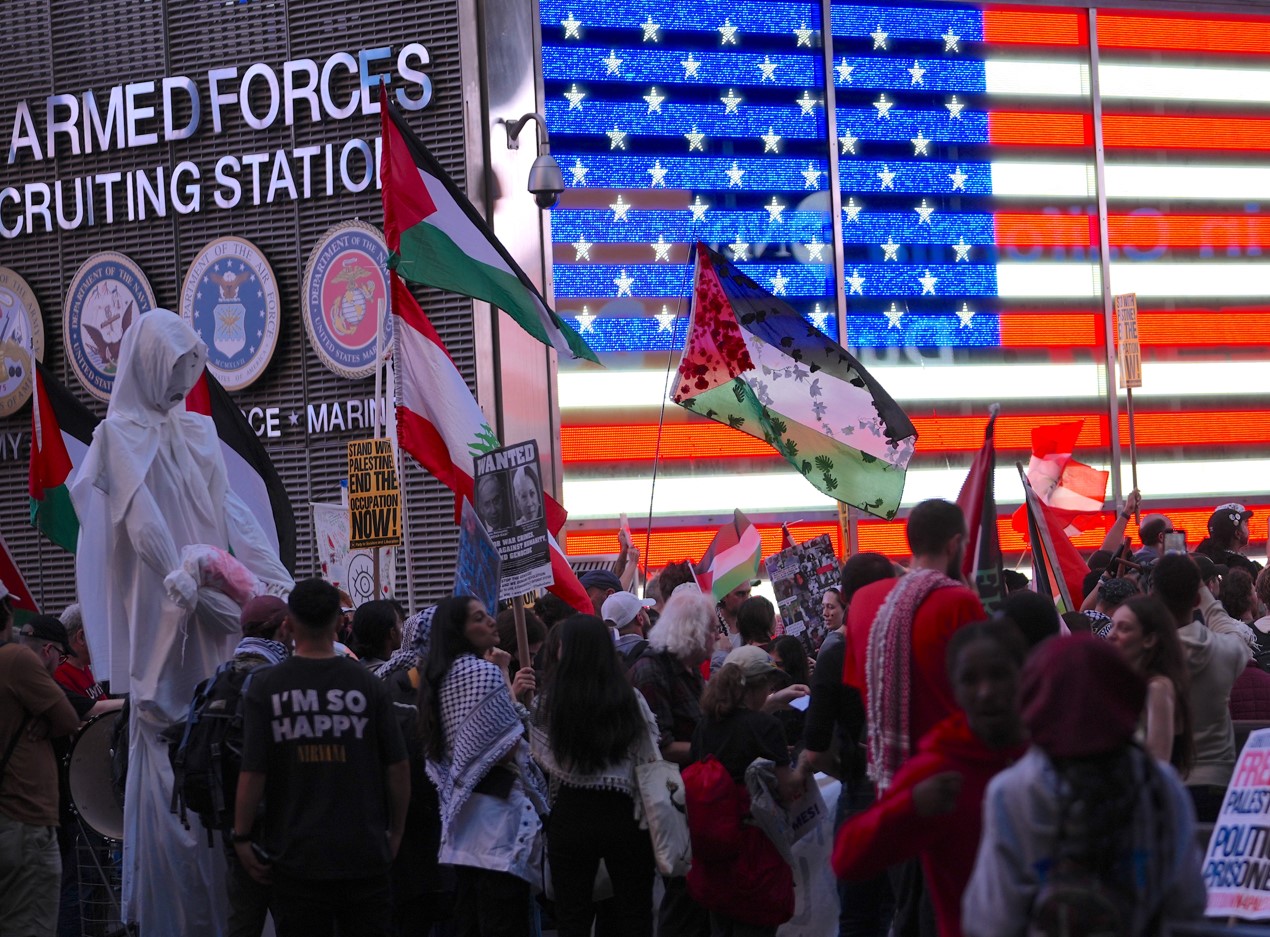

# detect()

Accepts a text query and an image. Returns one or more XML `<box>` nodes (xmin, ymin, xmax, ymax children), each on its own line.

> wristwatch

<box><xmin>230</xmin><ymin>830</ymin><xmax>252</xmax><ymax>844</ymax></box>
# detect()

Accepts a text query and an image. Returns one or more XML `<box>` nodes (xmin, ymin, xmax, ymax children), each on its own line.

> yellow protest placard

<box><xmin>347</xmin><ymin>437</ymin><xmax>402</xmax><ymax>549</ymax></box>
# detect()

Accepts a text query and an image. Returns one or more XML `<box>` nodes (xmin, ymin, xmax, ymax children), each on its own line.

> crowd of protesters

<box><xmin>6</xmin><ymin>496</ymin><xmax>1269</xmax><ymax>936</ymax></box>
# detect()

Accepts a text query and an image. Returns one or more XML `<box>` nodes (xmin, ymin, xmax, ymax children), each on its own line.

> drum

<box><xmin>65</xmin><ymin>711</ymin><xmax>125</xmax><ymax>841</ymax></box>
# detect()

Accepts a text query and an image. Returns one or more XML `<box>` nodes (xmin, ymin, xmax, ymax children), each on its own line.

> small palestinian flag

<box><xmin>29</xmin><ymin>362</ymin><xmax>95</xmax><ymax>553</ymax></box>
<box><xmin>697</xmin><ymin>509</ymin><xmax>762</xmax><ymax>603</ymax></box>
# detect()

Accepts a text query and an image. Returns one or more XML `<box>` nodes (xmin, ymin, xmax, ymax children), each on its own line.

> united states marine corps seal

<box><xmin>64</xmin><ymin>252</ymin><xmax>156</xmax><ymax>401</ymax></box>
<box><xmin>0</xmin><ymin>268</ymin><xmax>45</xmax><ymax>417</ymax></box>
<box><xmin>181</xmin><ymin>236</ymin><xmax>280</xmax><ymax>391</ymax></box>
<box><xmin>302</xmin><ymin>221</ymin><xmax>390</xmax><ymax>380</ymax></box>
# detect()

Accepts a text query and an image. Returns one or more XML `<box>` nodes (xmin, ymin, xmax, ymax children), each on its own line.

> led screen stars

<box><xmin>540</xmin><ymin>0</ymin><xmax>837</xmax><ymax>352</ymax></box>
<box><xmin>540</xmin><ymin>1</ymin><xmax>1270</xmax><ymax>563</ymax></box>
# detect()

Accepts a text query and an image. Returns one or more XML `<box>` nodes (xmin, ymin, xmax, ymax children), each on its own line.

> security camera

<box><xmin>528</xmin><ymin>154</ymin><xmax>565</xmax><ymax>210</ymax></box>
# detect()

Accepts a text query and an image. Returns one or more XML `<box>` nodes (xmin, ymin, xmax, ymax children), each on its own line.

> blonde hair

<box><xmin>648</xmin><ymin>590</ymin><xmax>716</xmax><ymax>663</ymax></box>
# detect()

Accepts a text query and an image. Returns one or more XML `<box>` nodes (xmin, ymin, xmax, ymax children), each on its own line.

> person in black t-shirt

<box><xmin>234</xmin><ymin>579</ymin><xmax>410</xmax><ymax>937</ymax></box>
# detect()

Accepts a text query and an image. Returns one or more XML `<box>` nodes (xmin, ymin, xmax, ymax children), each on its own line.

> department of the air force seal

<box><xmin>64</xmin><ymin>252</ymin><xmax>156</xmax><ymax>401</ymax></box>
<box><xmin>302</xmin><ymin>221</ymin><xmax>390</xmax><ymax>380</ymax></box>
<box><xmin>181</xmin><ymin>237</ymin><xmax>280</xmax><ymax>392</ymax></box>
<box><xmin>0</xmin><ymin>268</ymin><xmax>45</xmax><ymax>418</ymax></box>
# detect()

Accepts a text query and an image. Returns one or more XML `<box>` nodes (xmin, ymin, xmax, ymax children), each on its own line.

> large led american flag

<box><xmin>541</xmin><ymin>0</ymin><xmax>1270</xmax><ymax>565</ymax></box>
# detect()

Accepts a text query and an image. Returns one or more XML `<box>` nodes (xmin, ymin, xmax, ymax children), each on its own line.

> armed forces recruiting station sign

<box><xmin>64</xmin><ymin>252</ymin><xmax>156</xmax><ymax>401</ymax></box>
<box><xmin>0</xmin><ymin>267</ymin><xmax>44</xmax><ymax>417</ymax></box>
<box><xmin>302</xmin><ymin>220</ymin><xmax>390</xmax><ymax>380</ymax></box>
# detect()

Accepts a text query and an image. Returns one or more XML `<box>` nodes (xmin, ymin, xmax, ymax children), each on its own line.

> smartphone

<box><xmin>1164</xmin><ymin>531</ymin><xmax>1186</xmax><ymax>555</ymax></box>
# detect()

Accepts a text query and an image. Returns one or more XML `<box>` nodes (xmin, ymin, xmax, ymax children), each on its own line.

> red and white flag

<box><xmin>1011</xmin><ymin>420</ymin><xmax>1109</xmax><ymax>537</ymax></box>
<box><xmin>389</xmin><ymin>273</ymin><xmax>592</xmax><ymax>614</ymax></box>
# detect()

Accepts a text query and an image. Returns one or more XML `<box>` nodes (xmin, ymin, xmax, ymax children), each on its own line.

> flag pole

<box><xmin>1017</xmin><ymin>463</ymin><xmax>1074</xmax><ymax>612</ymax></box>
<box><xmin>1126</xmin><ymin>386</ymin><xmax>1139</xmax><ymax>524</ymax></box>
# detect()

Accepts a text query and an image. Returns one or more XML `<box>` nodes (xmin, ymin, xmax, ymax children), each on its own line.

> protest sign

<box><xmin>1203</xmin><ymin>728</ymin><xmax>1270</xmax><ymax>919</ymax></box>
<box><xmin>473</xmin><ymin>439</ymin><xmax>553</xmax><ymax>599</ymax></box>
<box><xmin>765</xmin><ymin>534</ymin><xmax>839</xmax><ymax>649</ymax></box>
<box><xmin>347</xmin><ymin>437</ymin><xmax>401</xmax><ymax>549</ymax></box>
<box><xmin>454</xmin><ymin>497</ymin><xmax>502</xmax><ymax>616</ymax></box>
<box><xmin>311</xmin><ymin>501</ymin><xmax>396</xmax><ymax>604</ymax></box>
<box><xmin>1114</xmin><ymin>293</ymin><xmax>1142</xmax><ymax>389</ymax></box>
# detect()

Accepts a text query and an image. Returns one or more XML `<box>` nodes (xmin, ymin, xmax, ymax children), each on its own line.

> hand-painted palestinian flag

<box><xmin>696</xmin><ymin>509</ymin><xmax>762</xmax><ymax>603</ymax></box>
<box><xmin>379</xmin><ymin>89</ymin><xmax>599</xmax><ymax>365</ymax></box>
<box><xmin>673</xmin><ymin>244</ymin><xmax>917</xmax><ymax>521</ymax></box>
<box><xmin>28</xmin><ymin>362</ymin><xmax>296</xmax><ymax>572</ymax></box>
<box><xmin>390</xmin><ymin>271</ymin><xmax>593</xmax><ymax>615</ymax></box>
<box><xmin>956</xmin><ymin>406</ymin><xmax>1005</xmax><ymax>613</ymax></box>
<box><xmin>29</xmin><ymin>362</ymin><xmax>96</xmax><ymax>553</ymax></box>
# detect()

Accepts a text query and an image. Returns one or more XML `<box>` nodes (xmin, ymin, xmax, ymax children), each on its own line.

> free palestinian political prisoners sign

<box><xmin>473</xmin><ymin>439</ymin><xmax>552</xmax><ymax>599</ymax></box>
<box><xmin>1204</xmin><ymin>728</ymin><xmax>1270</xmax><ymax>918</ymax></box>
<box><xmin>348</xmin><ymin>438</ymin><xmax>402</xmax><ymax>549</ymax></box>
<box><xmin>764</xmin><ymin>534</ymin><xmax>840</xmax><ymax>651</ymax></box>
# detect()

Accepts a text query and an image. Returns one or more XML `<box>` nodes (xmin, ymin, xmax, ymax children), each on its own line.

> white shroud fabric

<box><xmin>69</xmin><ymin>309</ymin><xmax>292</xmax><ymax>935</ymax></box>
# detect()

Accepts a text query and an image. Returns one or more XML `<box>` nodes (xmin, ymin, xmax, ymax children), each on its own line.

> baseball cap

<box><xmin>19</xmin><ymin>614</ymin><xmax>73</xmax><ymax>656</ymax></box>
<box><xmin>722</xmin><ymin>645</ymin><xmax>790</xmax><ymax>686</ymax></box>
<box><xmin>579</xmin><ymin>569</ymin><xmax>623</xmax><ymax>593</ymax></box>
<box><xmin>601</xmin><ymin>591</ymin><xmax>655</xmax><ymax>628</ymax></box>
<box><xmin>1209</xmin><ymin>503</ymin><xmax>1254</xmax><ymax>538</ymax></box>
<box><xmin>239</xmin><ymin>595</ymin><xmax>289</xmax><ymax>635</ymax></box>
<box><xmin>1192</xmin><ymin>553</ymin><xmax>1229</xmax><ymax>581</ymax></box>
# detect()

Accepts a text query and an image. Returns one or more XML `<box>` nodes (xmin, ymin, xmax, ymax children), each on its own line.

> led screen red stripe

<box><xmin>560</xmin><ymin>411</ymin><xmax>1270</xmax><ymax>466</ymax></box>
<box><xmin>995</xmin><ymin>214</ymin><xmax>1270</xmax><ymax>250</ymax></box>
<box><xmin>566</xmin><ymin>510</ymin><xmax>1269</xmax><ymax>568</ymax></box>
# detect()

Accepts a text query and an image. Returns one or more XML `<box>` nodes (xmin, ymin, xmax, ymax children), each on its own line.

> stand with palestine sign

<box><xmin>348</xmin><ymin>438</ymin><xmax>402</xmax><ymax>549</ymax></box>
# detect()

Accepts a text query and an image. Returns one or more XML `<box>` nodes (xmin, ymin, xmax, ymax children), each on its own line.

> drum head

<box><xmin>67</xmin><ymin>712</ymin><xmax>124</xmax><ymax>841</ymax></box>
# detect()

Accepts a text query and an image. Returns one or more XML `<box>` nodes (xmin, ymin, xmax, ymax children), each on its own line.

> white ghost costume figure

<box><xmin>69</xmin><ymin>309</ymin><xmax>292</xmax><ymax>935</ymax></box>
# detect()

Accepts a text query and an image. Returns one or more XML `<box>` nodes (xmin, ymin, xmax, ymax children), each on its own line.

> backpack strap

<box><xmin>0</xmin><ymin>713</ymin><xmax>32</xmax><ymax>782</ymax></box>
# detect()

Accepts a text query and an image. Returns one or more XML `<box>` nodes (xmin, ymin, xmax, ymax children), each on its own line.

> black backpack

<box><xmin>163</xmin><ymin>659</ymin><xmax>267</xmax><ymax>844</ymax></box>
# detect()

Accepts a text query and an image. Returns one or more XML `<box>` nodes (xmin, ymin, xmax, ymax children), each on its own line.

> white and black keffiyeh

<box><xmin>375</xmin><ymin>605</ymin><xmax>436</xmax><ymax>679</ymax></box>
<box><xmin>426</xmin><ymin>653</ymin><xmax>548</xmax><ymax>832</ymax></box>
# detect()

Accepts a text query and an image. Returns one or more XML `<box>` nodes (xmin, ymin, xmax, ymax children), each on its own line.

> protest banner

<box><xmin>311</xmin><ymin>501</ymin><xmax>396</xmax><ymax>604</ymax></box>
<box><xmin>347</xmin><ymin>437</ymin><xmax>402</xmax><ymax>549</ymax></box>
<box><xmin>454</xmin><ymin>497</ymin><xmax>502</xmax><ymax>617</ymax></box>
<box><xmin>1203</xmin><ymin>728</ymin><xmax>1270</xmax><ymax>919</ymax></box>
<box><xmin>764</xmin><ymin>534</ymin><xmax>839</xmax><ymax>650</ymax></box>
<box><xmin>473</xmin><ymin>439</ymin><xmax>553</xmax><ymax>599</ymax></box>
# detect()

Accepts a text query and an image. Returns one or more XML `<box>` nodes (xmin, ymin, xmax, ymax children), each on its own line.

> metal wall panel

<box><xmin>1</xmin><ymin>0</ymin><xmax>479</xmax><ymax>613</ymax></box>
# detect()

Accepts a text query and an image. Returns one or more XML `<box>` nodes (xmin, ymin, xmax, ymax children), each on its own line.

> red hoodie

<box><xmin>831</xmin><ymin>712</ymin><xmax>1025</xmax><ymax>937</ymax></box>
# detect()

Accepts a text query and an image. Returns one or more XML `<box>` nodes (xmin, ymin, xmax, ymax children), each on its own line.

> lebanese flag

<box><xmin>29</xmin><ymin>362</ymin><xmax>95</xmax><ymax>553</ymax></box>
<box><xmin>0</xmin><ymin>529</ymin><xmax>40</xmax><ymax>626</ymax></box>
<box><xmin>28</xmin><ymin>362</ymin><xmax>296</xmax><ymax>573</ymax></box>
<box><xmin>390</xmin><ymin>272</ymin><xmax>592</xmax><ymax>614</ymax></box>
<box><xmin>379</xmin><ymin>87</ymin><xmax>599</xmax><ymax>365</ymax></box>
<box><xmin>957</xmin><ymin>406</ymin><xmax>1005</xmax><ymax>612</ymax></box>
<box><xmin>697</xmin><ymin>509</ymin><xmax>762</xmax><ymax>602</ymax></box>
<box><xmin>1011</xmin><ymin>420</ymin><xmax>1109</xmax><ymax>537</ymax></box>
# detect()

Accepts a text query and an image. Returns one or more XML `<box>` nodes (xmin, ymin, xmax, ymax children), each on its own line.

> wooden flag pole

<box><xmin>1126</xmin><ymin>387</ymin><xmax>1140</xmax><ymax>525</ymax></box>
<box><xmin>512</xmin><ymin>595</ymin><xmax>533</xmax><ymax>704</ymax></box>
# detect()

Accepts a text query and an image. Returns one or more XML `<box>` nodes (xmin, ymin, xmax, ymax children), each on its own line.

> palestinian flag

<box><xmin>390</xmin><ymin>271</ymin><xmax>593</xmax><ymax>614</ymax></box>
<box><xmin>1018</xmin><ymin>463</ymin><xmax>1089</xmax><ymax>614</ymax></box>
<box><xmin>29</xmin><ymin>363</ymin><xmax>296</xmax><ymax>572</ymax></box>
<box><xmin>187</xmin><ymin>372</ymin><xmax>297</xmax><ymax>572</ymax></box>
<box><xmin>956</xmin><ymin>406</ymin><xmax>1005</xmax><ymax>613</ymax></box>
<box><xmin>0</xmin><ymin>529</ymin><xmax>40</xmax><ymax>626</ymax></box>
<box><xmin>379</xmin><ymin>89</ymin><xmax>599</xmax><ymax>365</ymax></box>
<box><xmin>29</xmin><ymin>362</ymin><xmax>95</xmax><ymax>553</ymax></box>
<box><xmin>696</xmin><ymin>509</ymin><xmax>762</xmax><ymax>602</ymax></box>
<box><xmin>673</xmin><ymin>244</ymin><xmax>916</xmax><ymax>521</ymax></box>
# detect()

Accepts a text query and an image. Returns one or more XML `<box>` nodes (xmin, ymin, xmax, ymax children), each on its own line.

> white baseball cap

<box><xmin>601</xmin><ymin>591</ymin><xmax>656</xmax><ymax>628</ymax></box>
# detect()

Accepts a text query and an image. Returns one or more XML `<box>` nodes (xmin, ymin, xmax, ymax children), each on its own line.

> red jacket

<box><xmin>832</xmin><ymin>712</ymin><xmax>1024</xmax><ymax>937</ymax></box>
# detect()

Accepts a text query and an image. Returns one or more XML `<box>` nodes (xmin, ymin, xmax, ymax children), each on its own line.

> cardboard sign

<box><xmin>311</xmin><ymin>501</ymin><xmax>396</xmax><ymax>604</ymax></box>
<box><xmin>764</xmin><ymin>534</ymin><xmax>840</xmax><ymax>650</ymax></box>
<box><xmin>1114</xmin><ymin>293</ymin><xmax>1142</xmax><ymax>389</ymax></box>
<box><xmin>347</xmin><ymin>438</ymin><xmax>402</xmax><ymax>548</ymax></box>
<box><xmin>454</xmin><ymin>497</ymin><xmax>502</xmax><ymax>616</ymax></box>
<box><xmin>1203</xmin><ymin>728</ymin><xmax>1270</xmax><ymax>918</ymax></box>
<box><xmin>473</xmin><ymin>439</ymin><xmax>553</xmax><ymax>599</ymax></box>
